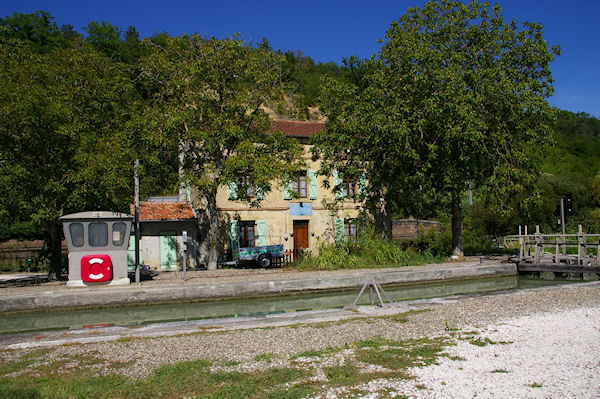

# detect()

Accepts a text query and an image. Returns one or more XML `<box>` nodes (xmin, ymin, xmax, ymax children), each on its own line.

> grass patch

<box><xmin>0</xmin><ymin>349</ymin><xmax>50</xmax><ymax>376</ymax></box>
<box><xmin>254</xmin><ymin>353</ymin><xmax>275</xmax><ymax>362</ymax></box>
<box><xmin>469</xmin><ymin>337</ymin><xmax>513</xmax><ymax>347</ymax></box>
<box><xmin>355</xmin><ymin>337</ymin><xmax>450</xmax><ymax>372</ymax></box>
<box><xmin>529</xmin><ymin>382</ymin><xmax>543</xmax><ymax>388</ymax></box>
<box><xmin>0</xmin><ymin>357</ymin><xmax>313</xmax><ymax>399</ymax></box>
<box><xmin>379</xmin><ymin>309</ymin><xmax>431</xmax><ymax>323</ymax></box>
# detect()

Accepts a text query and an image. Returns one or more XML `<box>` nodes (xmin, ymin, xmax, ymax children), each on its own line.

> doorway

<box><xmin>160</xmin><ymin>231</ymin><xmax>178</xmax><ymax>270</ymax></box>
<box><xmin>293</xmin><ymin>221</ymin><xmax>309</xmax><ymax>260</ymax></box>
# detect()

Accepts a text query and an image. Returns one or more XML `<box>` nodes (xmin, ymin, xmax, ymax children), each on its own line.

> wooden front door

<box><xmin>293</xmin><ymin>221</ymin><xmax>309</xmax><ymax>260</ymax></box>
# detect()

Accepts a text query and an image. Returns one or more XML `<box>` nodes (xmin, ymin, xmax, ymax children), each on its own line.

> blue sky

<box><xmin>2</xmin><ymin>0</ymin><xmax>599</xmax><ymax>117</ymax></box>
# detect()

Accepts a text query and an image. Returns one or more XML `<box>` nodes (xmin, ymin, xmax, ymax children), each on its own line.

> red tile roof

<box><xmin>130</xmin><ymin>202</ymin><xmax>196</xmax><ymax>221</ymax></box>
<box><xmin>268</xmin><ymin>120</ymin><xmax>326</xmax><ymax>138</ymax></box>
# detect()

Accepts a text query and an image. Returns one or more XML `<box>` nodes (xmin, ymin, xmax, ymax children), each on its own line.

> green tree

<box><xmin>0</xmin><ymin>10</ymin><xmax>78</xmax><ymax>53</ymax></box>
<box><xmin>138</xmin><ymin>35</ymin><xmax>304</xmax><ymax>269</ymax></box>
<box><xmin>315</xmin><ymin>0</ymin><xmax>559</xmax><ymax>255</ymax></box>
<box><xmin>84</xmin><ymin>21</ymin><xmax>122</xmax><ymax>58</ymax></box>
<box><xmin>0</xmin><ymin>38</ymin><xmax>134</xmax><ymax>275</ymax></box>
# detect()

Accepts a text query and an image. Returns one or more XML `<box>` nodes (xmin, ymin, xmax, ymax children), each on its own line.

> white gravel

<box><xmin>402</xmin><ymin>306</ymin><xmax>600</xmax><ymax>399</ymax></box>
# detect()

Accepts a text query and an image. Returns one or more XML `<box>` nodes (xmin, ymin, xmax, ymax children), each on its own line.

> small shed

<box><xmin>129</xmin><ymin>199</ymin><xmax>199</xmax><ymax>270</ymax></box>
<box><xmin>60</xmin><ymin>211</ymin><xmax>133</xmax><ymax>287</ymax></box>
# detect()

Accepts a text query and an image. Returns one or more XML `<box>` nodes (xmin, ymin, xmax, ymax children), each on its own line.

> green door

<box><xmin>160</xmin><ymin>231</ymin><xmax>178</xmax><ymax>270</ymax></box>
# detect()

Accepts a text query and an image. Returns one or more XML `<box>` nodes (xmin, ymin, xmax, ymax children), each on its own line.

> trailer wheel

<box><xmin>257</xmin><ymin>253</ymin><xmax>272</xmax><ymax>268</ymax></box>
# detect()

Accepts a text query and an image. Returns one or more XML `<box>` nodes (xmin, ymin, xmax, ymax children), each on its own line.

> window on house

<box><xmin>343</xmin><ymin>176</ymin><xmax>356</xmax><ymax>198</ymax></box>
<box><xmin>344</xmin><ymin>219</ymin><xmax>358</xmax><ymax>240</ymax></box>
<box><xmin>291</xmin><ymin>171</ymin><xmax>307</xmax><ymax>198</ymax></box>
<box><xmin>238</xmin><ymin>175</ymin><xmax>255</xmax><ymax>198</ymax></box>
<box><xmin>239</xmin><ymin>221</ymin><xmax>255</xmax><ymax>248</ymax></box>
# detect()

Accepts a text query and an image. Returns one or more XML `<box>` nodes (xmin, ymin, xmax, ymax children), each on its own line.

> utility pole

<box><xmin>134</xmin><ymin>159</ymin><xmax>140</xmax><ymax>284</ymax></box>
<box><xmin>560</xmin><ymin>197</ymin><xmax>566</xmax><ymax>255</ymax></box>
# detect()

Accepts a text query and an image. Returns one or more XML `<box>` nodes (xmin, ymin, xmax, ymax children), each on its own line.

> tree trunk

<box><xmin>46</xmin><ymin>221</ymin><xmax>63</xmax><ymax>280</ymax></box>
<box><xmin>203</xmin><ymin>190</ymin><xmax>220</xmax><ymax>270</ymax></box>
<box><xmin>374</xmin><ymin>188</ymin><xmax>392</xmax><ymax>240</ymax></box>
<box><xmin>451</xmin><ymin>193</ymin><xmax>464</xmax><ymax>257</ymax></box>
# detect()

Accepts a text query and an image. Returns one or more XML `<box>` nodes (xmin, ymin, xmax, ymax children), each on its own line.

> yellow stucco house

<box><xmin>217</xmin><ymin>120</ymin><xmax>364</xmax><ymax>261</ymax></box>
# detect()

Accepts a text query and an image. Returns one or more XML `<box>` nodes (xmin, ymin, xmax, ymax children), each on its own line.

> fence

<box><xmin>503</xmin><ymin>225</ymin><xmax>600</xmax><ymax>266</ymax></box>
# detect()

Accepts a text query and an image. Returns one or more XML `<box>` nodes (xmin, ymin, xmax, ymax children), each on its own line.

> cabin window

<box><xmin>112</xmin><ymin>222</ymin><xmax>126</xmax><ymax>246</ymax></box>
<box><xmin>239</xmin><ymin>221</ymin><xmax>255</xmax><ymax>248</ymax></box>
<box><xmin>69</xmin><ymin>223</ymin><xmax>84</xmax><ymax>247</ymax></box>
<box><xmin>89</xmin><ymin>222</ymin><xmax>108</xmax><ymax>247</ymax></box>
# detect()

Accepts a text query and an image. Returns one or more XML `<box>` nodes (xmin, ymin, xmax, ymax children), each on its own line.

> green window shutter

<box><xmin>256</xmin><ymin>220</ymin><xmax>267</xmax><ymax>246</ymax></box>
<box><xmin>308</xmin><ymin>170</ymin><xmax>318</xmax><ymax>200</ymax></box>
<box><xmin>358</xmin><ymin>172</ymin><xmax>366</xmax><ymax>197</ymax></box>
<box><xmin>257</xmin><ymin>187</ymin><xmax>265</xmax><ymax>200</ymax></box>
<box><xmin>228</xmin><ymin>182</ymin><xmax>238</xmax><ymax>200</ymax></box>
<box><xmin>229</xmin><ymin>220</ymin><xmax>239</xmax><ymax>258</ymax></box>
<box><xmin>333</xmin><ymin>170</ymin><xmax>343</xmax><ymax>199</ymax></box>
<box><xmin>282</xmin><ymin>181</ymin><xmax>292</xmax><ymax>200</ymax></box>
<box><xmin>334</xmin><ymin>217</ymin><xmax>345</xmax><ymax>242</ymax></box>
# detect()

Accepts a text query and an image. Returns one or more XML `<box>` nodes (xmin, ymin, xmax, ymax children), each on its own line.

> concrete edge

<box><xmin>0</xmin><ymin>262</ymin><xmax>516</xmax><ymax>313</ymax></box>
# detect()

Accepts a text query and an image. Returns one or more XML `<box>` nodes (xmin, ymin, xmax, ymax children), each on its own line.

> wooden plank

<box><xmin>517</xmin><ymin>263</ymin><xmax>600</xmax><ymax>274</ymax></box>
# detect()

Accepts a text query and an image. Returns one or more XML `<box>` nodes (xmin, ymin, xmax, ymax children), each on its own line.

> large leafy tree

<box><xmin>315</xmin><ymin>0</ymin><xmax>559</xmax><ymax>255</ymax></box>
<box><xmin>139</xmin><ymin>35</ymin><xmax>303</xmax><ymax>269</ymax></box>
<box><xmin>0</xmin><ymin>10</ymin><xmax>78</xmax><ymax>53</ymax></box>
<box><xmin>0</xmin><ymin>38</ymin><xmax>134</xmax><ymax>275</ymax></box>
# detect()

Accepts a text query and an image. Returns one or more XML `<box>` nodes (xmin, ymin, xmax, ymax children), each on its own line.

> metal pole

<box><xmin>182</xmin><ymin>230</ymin><xmax>188</xmax><ymax>281</ymax></box>
<box><xmin>560</xmin><ymin>198</ymin><xmax>566</xmax><ymax>255</ymax></box>
<box><xmin>134</xmin><ymin>159</ymin><xmax>140</xmax><ymax>284</ymax></box>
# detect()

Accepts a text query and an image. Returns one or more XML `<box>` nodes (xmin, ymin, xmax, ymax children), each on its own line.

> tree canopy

<box><xmin>314</xmin><ymin>0</ymin><xmax>560</xmax><ymax>255</ymax></box>
<box><xmin>138</xmin><ymin>35</ymin><xmax>304</xmax><ymax>269</ymax></box>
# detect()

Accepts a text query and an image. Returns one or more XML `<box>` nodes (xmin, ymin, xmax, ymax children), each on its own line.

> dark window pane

<box><xmin>112</xmin><ymin>222</ymin><xmax>126</xmax><ymax>246</ymax></box>
<box><xmin>239</xmin><ymin>221</ymin><xmax>255</xmax><ymax>248</ymax></box>
<box><xmin>69</xmin><ymin>223</ymin><xmax>84</xmax><ymax>247</ymax></box>
<box><xmin>89</xmin><ymin>222</ymin><xmax>108</xmax><ymax>247</ymax></box>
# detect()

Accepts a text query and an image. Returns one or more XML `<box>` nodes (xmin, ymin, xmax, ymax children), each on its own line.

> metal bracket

<box><xmin>345</xmin><ymin>278</ymin><xmax>394</xmax><ymax>309</ymax></box>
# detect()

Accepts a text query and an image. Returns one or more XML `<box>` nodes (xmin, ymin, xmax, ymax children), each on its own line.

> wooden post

<box><xmin>577</xmin><ymin>225</ymin><xmax>583</xmax><ymax>265</ymax></box>
<box><xmin>525</xmin><ymin>226</ymin><xmax>529</xmax><ymax>257</ymax></box>
<box><xmin>561</xmin><ymin>198</ymin><xmax>566</xmax><ymax>255</ymax></box>
<box><xmin>555</xmin><ymin>236</ymin><xmax>559</xmax><ymax>263</ymax></box>
<box><xmin>534</xmin><ymin>225</ymin><xmax>541</xmax><ymax>264</ymax></box>
<box><xmin>519</xmin><ymin>225</ymin><xmax>523</xmax><ymax>261</ymax></box>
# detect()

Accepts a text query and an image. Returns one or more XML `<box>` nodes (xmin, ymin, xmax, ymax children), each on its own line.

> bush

<box><xmin>294</xmin><ymin>225</ymin><xmax>444</xmax><ymax>270</ymax></box>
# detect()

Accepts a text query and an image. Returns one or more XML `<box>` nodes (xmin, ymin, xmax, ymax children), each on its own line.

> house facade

<box><xmin>215</xmin><ymin>120</ymin><xmax>365</xmax><ymax>260</ymax></box>
<box><xmin>128</xmin><ymin>198</ymin><xmax>199</xmax><ymax>270</ymax></box>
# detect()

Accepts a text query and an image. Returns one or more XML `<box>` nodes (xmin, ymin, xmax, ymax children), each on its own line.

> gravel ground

<box><xmin>1</xmin><ymin>282</ymin><xmax>599</xmax><ymax>398</ymax></box>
